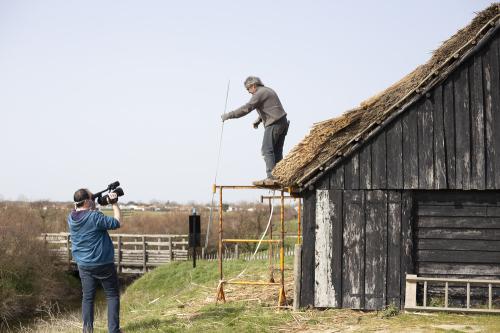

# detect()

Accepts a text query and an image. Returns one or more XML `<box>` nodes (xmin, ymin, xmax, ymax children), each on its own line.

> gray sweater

<box><xmin>226</xmin><ymin>86</ymin><xmax>286</xmax><ymax>127</ymax></box>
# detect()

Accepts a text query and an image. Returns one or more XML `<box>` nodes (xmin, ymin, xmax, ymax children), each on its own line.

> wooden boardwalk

<box><xmin>41</xmin><ymin>233</ymin><xmax>189</xmax><ymax>274</ymax></box>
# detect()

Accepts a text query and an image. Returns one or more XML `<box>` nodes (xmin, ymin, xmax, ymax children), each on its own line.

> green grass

<box><xmin>24</xmin><ymin>256</ymin><xmax>500</xmax><ymax>332</ymax></box>
<box><xmin>118</xmin><ymin>258</ymin><xmax>294</xmax><ymax>332</ymax></box>
<box><xmin>83</xmin><ymin>258</ymin><xmax>500</xmax><ymax>333</ymax></box>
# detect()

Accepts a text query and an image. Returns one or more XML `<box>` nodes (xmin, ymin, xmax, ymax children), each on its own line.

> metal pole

<box><xmin>193</xmin><ymin>246</ymin><xmax>197</xmax><ymax>268</ymax></box>
<box><xmin>280</xmin><ymin>190</ymin><xmax>285</xmax><ymax>285</ymax></box>
<box><xmin>219</xmin><ymin>187</ymin><xmax>223</xmax><ymax>281</ymax></box>
<box><xmin>278</xmin><ymin>189</ymin><xmax>286</xmax><ymax>306</ymax></box>
<box><xmin>268</xmin><ymin>198</ymin><xmax>274</xmax><ymax>283</ymax></box>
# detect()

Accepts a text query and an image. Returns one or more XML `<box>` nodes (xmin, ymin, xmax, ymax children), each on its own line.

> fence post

<box><xmin>169</xmin><ymin>237</ymin><xmax>173</xmax><ymax>262</ymax></box>
<box><xmin>235</xmin><ymin>244</ymin><xmax>239</xmax><ymax>259</ymax></box>
<box><xmin>66</xmin><ymin>234</ymin><xmax>72</xmax><ymax>268</ymax></box>
<box><xmin>293</xmin><ymin>243</ymin><xmax>302</xmax><ymax>310</ymax></box>
<box><xmin>404</xmin><ymin>274</ymin><xmax>417</xmax><ymax>309</ymax></box>
<box><xmin>117</xmin><ymin>235</ymin><xmax>122</xmax><ymax>274</ymax></box>
<box><xmin>142</xmin><ymin>236</ymin><xmax>147</xmax><ymax>273</ymax></box>
<box><xmin>201</xmin><ymin>247</ymin><xmax>205</xmax><ymax>260</ymax></box>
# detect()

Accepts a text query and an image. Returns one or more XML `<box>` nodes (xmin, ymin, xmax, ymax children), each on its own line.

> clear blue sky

<box><xmin>0</xmin><ymin>0</ymin><xmax>493</xmax><ymax>203</ymax></box>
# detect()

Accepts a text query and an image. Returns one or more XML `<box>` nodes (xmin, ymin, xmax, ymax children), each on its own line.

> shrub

<box><xmin>380</xmin><ymin>303</ymin><xmax>400</xmax><ymax>318</ymax></box>
<box><xmin>0</xmin><ymin>203</ymin><xmax>79</xmax><ymax>328</ymax></box>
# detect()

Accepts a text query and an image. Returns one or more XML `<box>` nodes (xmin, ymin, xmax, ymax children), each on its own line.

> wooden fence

<box><xmin>41</xmin><ymin>233</ymin><xmax>296</xmax><ymax>274</ymax></box>
<box><xmin>40</xmin><ymin>233</ymin><xmax>189</xmax><ymax>274</ymax></box>
<box><xmin>198</xmin><ymin>244</ymin><xmax>295</xmax><ymax>261</ymax></box>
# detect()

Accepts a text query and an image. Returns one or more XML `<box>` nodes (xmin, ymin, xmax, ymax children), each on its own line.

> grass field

<box><xmin>22</xmin><ymin>256</ymin><xmax>500</xmax><ymax>333</ymax></box>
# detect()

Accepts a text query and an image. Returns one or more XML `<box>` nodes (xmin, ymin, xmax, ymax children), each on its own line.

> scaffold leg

<box><xmin>278</xmin><ymin>286</ymin><xmax>287</xmax><ymax>307</ymax></box>
<box><xmin>216</xmin><ymin>281</ymin><xmax>226</xmax><ymax>304</ymax></box>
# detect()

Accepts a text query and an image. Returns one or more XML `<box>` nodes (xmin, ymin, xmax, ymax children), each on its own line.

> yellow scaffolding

<box><xmin>261</xmin><ymin>195</ymin><xmax>302</xmax><ymax>245</ymax></box>
<box><xmin>214</xmin><ymin>184</ymin><xmax>297</xmax><ymax>307</ymax></box>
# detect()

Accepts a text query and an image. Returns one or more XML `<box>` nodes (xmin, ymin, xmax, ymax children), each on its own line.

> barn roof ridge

<box><xmin>272</xmin><ymin>3</ymin><xmax>500</xmax><ymax>190</ymax></box>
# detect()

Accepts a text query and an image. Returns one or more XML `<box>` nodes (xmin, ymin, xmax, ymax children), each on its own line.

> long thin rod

<box><xmin>219</xmin><ymin>188</ymin><xmax>223</xmax><ymax>281</ymax></box>
<box><xmin>280</xmin><ymin>190</ymin><xmax>285</xmax><ymax>291</ymax></box>
<box><xmin>205</xmin><ymin>80</ymin><xmax>230</xmax><ymax>250</ymax></box>
<box><xmin>268</xmin><ymin>198</ymin><xmax>274</xmax><ymax>282</ymax></box>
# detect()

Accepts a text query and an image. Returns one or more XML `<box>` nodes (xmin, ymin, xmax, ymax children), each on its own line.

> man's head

<box><xmin>73</xmin><ymin>188</ymin><xmax>95</xmax><ymax>210</ymax></box>
<box><xmin>244</xmin><ymin>76</ymin><xmax>263</xmax><ymax>94</ymax></box>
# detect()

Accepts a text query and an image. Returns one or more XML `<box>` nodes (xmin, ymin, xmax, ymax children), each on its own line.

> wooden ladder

<box><xmin>405</xmin><ymin>274</ymin><xmax>500</xmax><ymax>314</ymax></box>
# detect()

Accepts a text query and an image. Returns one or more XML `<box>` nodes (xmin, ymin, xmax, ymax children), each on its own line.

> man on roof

<box><xmin>221</xmin><ymin>76</ymin><xmax>289</xmax><ymax>186</ymax></box>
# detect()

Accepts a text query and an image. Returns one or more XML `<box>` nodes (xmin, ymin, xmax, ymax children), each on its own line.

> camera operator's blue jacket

<box><xmin>67</xmin><ymin>210</ymin><xmax>120</xmax><ymax>266</ymax></box>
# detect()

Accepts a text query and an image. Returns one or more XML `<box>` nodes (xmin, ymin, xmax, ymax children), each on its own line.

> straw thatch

<box><xmin>273</xmin><ymin>3</ymin><xmax>500</xmax><ymax>187</ymax></box>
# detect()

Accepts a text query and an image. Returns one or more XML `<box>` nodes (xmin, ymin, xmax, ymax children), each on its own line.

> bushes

<box><xmin>0</xmin><ymin>204</ymin><xmax>79</xmax><ymax>328</ymax></box>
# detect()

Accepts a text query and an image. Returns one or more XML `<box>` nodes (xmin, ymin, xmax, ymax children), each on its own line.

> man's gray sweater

<box><xmin>225</xmin><ymin>86</ymin><xmax>286</xmax><ymax>127</ymax></box>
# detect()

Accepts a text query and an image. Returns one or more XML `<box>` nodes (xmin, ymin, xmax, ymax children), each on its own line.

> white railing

<box><xmin>405</xmin><ymin>274</ymin><xmax>500</xmax><ymax>313</ymax></box>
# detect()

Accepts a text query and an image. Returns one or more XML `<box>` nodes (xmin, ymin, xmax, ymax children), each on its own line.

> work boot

<box><xmin>252</xmin><ymin>177</ymin><xmax>279</xmax><ymax>186</ymax></box>
<box><xmin>252</xmin><ymin>179</ymin><xmax>266</xmax><ymax>186</ymax></box>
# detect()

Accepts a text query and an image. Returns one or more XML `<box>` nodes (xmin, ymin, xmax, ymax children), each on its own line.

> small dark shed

<box><xmin>274</xmin><ymin>4</ymin><xmax>500</xmax><ymax>310</ymax></box>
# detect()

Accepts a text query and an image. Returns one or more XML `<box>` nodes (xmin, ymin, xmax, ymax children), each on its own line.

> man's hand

<box><xmin>109</xmin><ymin>193</ymin><xmax>122</xmax><ymax>223</ymax></box>
<box><xmin>108</xmin><ymin>192</ymin><xmax>118</xmax><ymax>204</ymax></box>
<box><xmin>221</xmin><ymin>113</ymin><xmax>230</xmax><ymax>122</ymax></box>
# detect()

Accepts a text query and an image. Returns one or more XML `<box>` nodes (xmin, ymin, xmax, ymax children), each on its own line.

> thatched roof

<box><xmin>273</xmin><ymin>3</ymin><xmax>500</xmax><ymax>188</ymax></box>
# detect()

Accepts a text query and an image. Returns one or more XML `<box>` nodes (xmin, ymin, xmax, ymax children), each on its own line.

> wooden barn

<box><xmin>273</xmin><ymin>4</ymin><xmax>500</xmax><ymax>310</ymax></box>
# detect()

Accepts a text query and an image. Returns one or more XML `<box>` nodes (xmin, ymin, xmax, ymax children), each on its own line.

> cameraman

<box><xmin>68</xmin><ymin>189</ymin><xmax>122</xmax><ymax>333</ymax></box>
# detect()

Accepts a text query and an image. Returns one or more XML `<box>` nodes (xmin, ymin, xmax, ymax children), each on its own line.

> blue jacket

<box><xmin>67</xmin><ymin>210</ymin><xmax>120</xmax><ymax>266</ymax></box>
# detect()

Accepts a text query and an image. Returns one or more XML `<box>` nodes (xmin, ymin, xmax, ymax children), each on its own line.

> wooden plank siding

<box><xmin>300</xmin><ymin>32</ymin><xmax>500</xmax><ymax>310</ymax></box>
<box><xmin>417</xmin><ymin>99</ymin><xmax>434</xmax><ymax>189</ymax></box>
<box><xmin>484</xmin><ymin>35</ymin><xmax>500</xmax><ymax>189</ymax></box>
<box><xmin>306</xmin><ymin>186</ymin><xmax>414</xmax><ymax>310</ymax></box>
<box><xmin>415</xmin><ymin>191</ymin><xmax>500</xmax><ymax>279</ymax></box>
<box><xmin>311</xmin><ymin>31</ymin><xmax>500</xmax><ymax>193</ymax></box>
<box><xmin>359</xmin><ymin>145</ymin><xmax>372</xmax><ymax>189</ymax></box>
<box><xmin>470</xmin><ymin>55</ymin><xmax>486</xmax><ymax>190</ymax></box>
<box><xmin>300</xmin><ymin>190</ymin><xmax>316</xmax><ymax>306</ymax></box>
<box><xmin>364</xmin><ymin>190</ymin><xmax>387</xmax><ymax>309</ymax></box>
<box><xmin>386</xmin><ymin>122</ymin><xmax>403</xmax><ymax>189</ymax></box>
<box><xmin>387</xmin><ymin>192</ymin><xmax>403</xmax><ymax>307</ymax></box>
<box><xmin>314</xmin><ymin>190</ymin><xmax>343</xmax><ymax>307</ymax></box>
<box><xmin>342</xmin><ymin>190</ymin><xmax>365</xmax><ymax>308</ymax></box>
<box><xmin>433</xmin><ymin>85</ymin><xmax>447</xmax><ymax>189</ymax></box>
<box><xmin>314</xmin><ymin>190</ymin><xmax>335</xmax><ymax>307</ymax></box>
<box><xmin>400</xmin><ymin>191</ymin><xmax>415</xmax><ymax>308</ymax></box>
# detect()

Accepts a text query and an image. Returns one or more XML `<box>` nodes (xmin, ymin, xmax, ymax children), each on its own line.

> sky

<box><xmin>0</xmin><ymin>0</ymin><xmax>494</xmax><ymax>203</ymax></box>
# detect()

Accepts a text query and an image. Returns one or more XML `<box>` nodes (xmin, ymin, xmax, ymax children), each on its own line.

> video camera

<box><xmin>92</xmin><ymin>181</ymin><xmax>125</xmax><ymax>206</ymax></box>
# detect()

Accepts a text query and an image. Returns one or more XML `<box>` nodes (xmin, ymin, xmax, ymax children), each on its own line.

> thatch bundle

<box><xmin>273</xmin><ymin>3</ymin><xmax>500</xmax><ymax>187</ymax></box>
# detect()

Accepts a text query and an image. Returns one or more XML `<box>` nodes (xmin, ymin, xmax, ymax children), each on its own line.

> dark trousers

<box><xmin>78</xmin><ymin>263</ymin><xmax>120</xmax><ymax>333</ymax></box>
<box><xmin>262</xmin><ymin>117</ymin><xmax>289</xmax><ymax>178</ymax></box>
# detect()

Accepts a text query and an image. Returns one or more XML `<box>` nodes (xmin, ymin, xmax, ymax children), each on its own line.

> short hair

<box><xmin>244</xmin><ymin>76</ymin><xmax>264</xmax><ymax>89</ymax></box>
<box><xmin>73</xmin><ymin>188</ymin><xmax>91</xmax><ymax>208</ymax></box>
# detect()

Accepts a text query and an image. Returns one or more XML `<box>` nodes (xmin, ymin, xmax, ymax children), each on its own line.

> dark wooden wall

<box><xmin>300</xmin><ymin>185</ymin><xmax>414</xmax><ymax>310</ymax></box>
<box><xmin>299</xmin><ymin>31</ymin><xmax>500</xmax><ymax>310</ymax></box>
<box><xmin>300</xmin><ymin>189</ymin><xmax>316</xmax><ymax>306</ymax></box>
<box><xmin>415</xmin><ymin>191</ymin><xmax>500</xmax><ymax>279</ymax></box>
<box><xmin>328</xmin><ymin>31</ymin><xmax>500</xmax><ymax>192</ymax></box>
